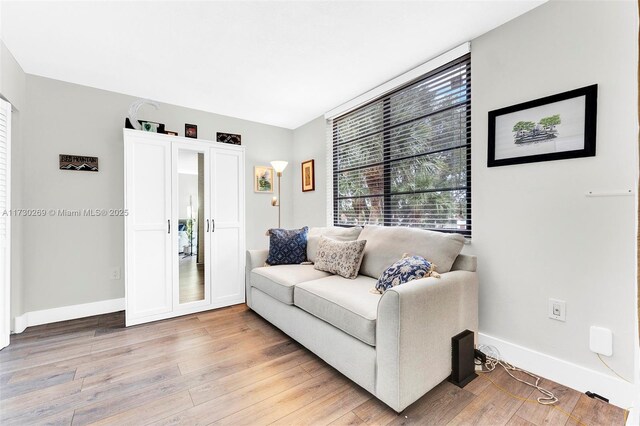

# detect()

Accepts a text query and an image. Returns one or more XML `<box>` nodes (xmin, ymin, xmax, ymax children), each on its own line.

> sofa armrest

<box><xmin>245</xmin><ymin>249</ymin><xmax>269</xmax><ymax>308</ymax></box>
<box><xmin>451</xmin><ymin>254</ymin><xmax>477</xmax><ymax>272</ymax></box>
<box><xmin>375</xmin><ymin>270</ymin><xmax>478</xmax><ymax>412</ymax></box>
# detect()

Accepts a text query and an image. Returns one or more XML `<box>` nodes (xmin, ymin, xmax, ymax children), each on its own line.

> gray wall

<box><xmin>292</xmin><ymin>116</ymin><xmax>327</xmax><ymax>228</ymax></box>
<box><xmin>0</xmin><ymin>40</ymin><xmax>26</xmax><ymax>321</ymax></box>
<box><xmin>290</xmin><ymin>1</ymin><xmax>638</xmax><ymax>381</ymax></box>
<box><xmin>21</xmin><ymin>75</ymin><xmax>293</xmax><ymax>312</ymax></box>
<box><xmin>468</xmin><ymin>0</ymin><xmax>637</xmax><ymax>379</ymax></box>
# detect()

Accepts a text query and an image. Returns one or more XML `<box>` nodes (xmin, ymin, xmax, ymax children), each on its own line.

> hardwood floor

<box><xmin>0</xmin><ymin>305</ymin><xmax>627</xmax><ymax>425</ymax></box>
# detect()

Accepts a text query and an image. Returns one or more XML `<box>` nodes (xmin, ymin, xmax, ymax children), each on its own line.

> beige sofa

<box><xmin>245</xmin><ymin>225</ymin><xmax>478</xmax><ymax>412</ymax></box>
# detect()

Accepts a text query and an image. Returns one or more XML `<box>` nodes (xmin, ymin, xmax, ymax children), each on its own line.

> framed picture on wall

<box><xmin>301</xmin><ymin>159</ymin><xmax>315</xmax><ymax>192</ymax></box>
<box><xmin>488</xmin><ymin>84</ymin><xmax>597</xmax><ymax>167</ymax></box>
<box><xmin>185</xmin><ymin>124</ymin><xmax>198</xmax><ymax>139</ymax></box>
<box><xmin>254</xmin><ymin>166</ymin><xmax>274</xmax><ymax>193</ymax></box>
<box><xmin>216</xmin><ymin>132</ymin><xmax>241</xmax><ymax>145</ymax></box>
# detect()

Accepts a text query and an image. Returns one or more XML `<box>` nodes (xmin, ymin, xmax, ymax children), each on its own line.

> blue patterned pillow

<box><xmin>266</xmin><ymin>226</ymin><xmax>309</xmax><ymax>265</ymax></box>
<box><xmin>374</xmin><ymin>255</ymin><xmax>440</xmax><ymax>293</ymax></box>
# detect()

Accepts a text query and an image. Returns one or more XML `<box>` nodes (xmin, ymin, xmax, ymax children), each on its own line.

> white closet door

<box><xmin>0</xmin><ymin>99</ymin><xmax>11</xmax><ymax>349</ymax></box>
<box><xmin>209</xmin><ymin>147</ymin><xmax>245</xmax><ymax>306</ymax></box>
<box><xmin>124</xmin><ymin>135</ymin><xmax>172</xmax><ymax>326</ymax></box>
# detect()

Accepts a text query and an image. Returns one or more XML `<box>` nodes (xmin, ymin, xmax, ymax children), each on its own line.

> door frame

<box><xmin>1</xmin><ymin>98</ymin><xmax>12</xmax><ymax>349</ymax></box>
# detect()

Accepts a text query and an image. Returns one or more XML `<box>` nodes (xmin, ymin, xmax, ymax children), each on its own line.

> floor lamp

<box><xmin>270</xmin><ymin>161</ymin><xmax>288</xmax><ymax>228</ymax></box>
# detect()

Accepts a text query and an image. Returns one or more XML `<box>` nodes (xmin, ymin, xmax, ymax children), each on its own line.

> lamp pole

<box><xmin>277</xmin><ymin>171</ymin><xmax>282</xmax><ymax>228</ymax></box>
<box><xmin>270</xmin><ymin>161</ymin><xmax>288</xmax><ymax>229</ymax></box>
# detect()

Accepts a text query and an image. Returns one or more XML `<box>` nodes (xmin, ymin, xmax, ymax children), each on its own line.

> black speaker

<box><xmin>449</xmin><ymin>329</ymin><xmax>477</xmax><ymax>387</ymax></box>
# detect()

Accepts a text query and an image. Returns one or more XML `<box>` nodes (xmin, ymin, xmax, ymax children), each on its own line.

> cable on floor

<box><xmin>477</xmin><ymin>373</ymin><xmax>587</xmax><ymax>426</ymax></box>
<box><xmin>476</xmin><ymin>344</ymin><xmax>558</xmax><ymax>405</ymax></box>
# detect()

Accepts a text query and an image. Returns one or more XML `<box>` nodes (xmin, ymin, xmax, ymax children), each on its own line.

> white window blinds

<box><xmin>331</xmin><ymin>54</ymin><xmax>471</xmax><ymax>235</ymax></box>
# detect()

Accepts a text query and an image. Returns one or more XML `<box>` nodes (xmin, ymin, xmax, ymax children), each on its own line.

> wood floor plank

<box><xmin>513</xmin><ymin>378</ymin><xmax>581</xmax><ymax>425</ymax></box>
<box><xmin>70</xmin><ymin>340</ymin><xmax>303</xmax><ymax>425</ymax></box>
<box><xmin>72</xmin><ymin>328</ymin><xmax>214</xmax><ymax>380</ymax></box>
<box><xmin>505</xmin><ymin>415</ymin><xmax>536</xmax><ymax>426</ymax></box>
<box><xmin>271</xmin><ymin>383</ymin><xmax>372</xmax><ymax>425</ymax></box>
<box><xmin>386</xmin><ymin>381</ymin><xmax>475</xmax><ymax>426</ymax></box>
<box><xmin>447</xmin><ymin>369</ymin><xmax>534</xmax><ymax>425</ymax></box>
<box><xmin>0</xmin><ymin>369</ymin><xmax>76</xmax><ymax>400</ymax></box>
<box><xmin>352</xmin><ymin>396</ymin><xmax>399</xmax><ymax>425</ymax></box>
<box><xmin>300</xmin><ymin>356</ymin><xmax>334</xmax><ymax>378</ymax></box>
<box><xmin>212</xmin><ymin>371</ymin><xmax>352</xmax><ymax>426</ymax></box>
<box><xmin>151</xmin><ymin>366</ymin><xmax>313</xmax><ymax>425</ymax></box>
<box><xmin>566</xmin><ymin>394</ymin><xmax>626</xmax><ymax>426</ymax></box>
<box><xmin>88</xmin><ymin>390</ymin><xmax>194</xmax><ymax>426</ymax></box>
<box><xmin>79</xmin><ymin>327</ymin><xmax>271</xmax><ymax>388</ymax></box>
<box><xmin>0</xmin><ymin>379</ymin><xmax>83</xmax><ymax>423</ymax></box>
<box><xmin>329</xmin><ymin>411</ymin><xmax>366</xmax><ymax>426</ymax></box>
<box><xmin>177</xmin><ymin>329</ymin><xmax>287</xmax><ymax>374</ymax></box>
<box><xmin>1</xmin><ymin>364</ymin><xmax>182</xmax><ymax>424</ymax></box>
<box><xmin>188</xmin><ymin>348</ymin><xmax>311</xmax><ymax>405</ymax></box>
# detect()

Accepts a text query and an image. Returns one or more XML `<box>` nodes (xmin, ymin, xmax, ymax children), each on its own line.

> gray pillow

<box><xmin>313</xmin><ymin>236</ymin><xmax>367</xmax><ymax>279</ymax></box>
<box><xmin>307</xmin><ymin>226</ymin><xmax>362</xmax><ymax>263</ymax></box>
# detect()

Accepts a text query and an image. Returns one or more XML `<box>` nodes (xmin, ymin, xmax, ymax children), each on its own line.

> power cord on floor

<box><xmin>475</xmin><ymin>346</ymin><xmax>631</xmax><ymax>425</ymax></box>
<box><xmin>476</xmin><ymin>344</ymin><xmax>558</xmax><ymax>405</ymax></box>
<box><xmin>477</xmin><ymin>373</ymin><xmax>587</xmax><ymax>426</ymax></box>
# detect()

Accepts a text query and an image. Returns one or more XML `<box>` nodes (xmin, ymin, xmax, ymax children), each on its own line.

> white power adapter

<box><xmin>589</xmin><ymin>326</ymin><xmax>613</xmax><ymax>356</ymax></box>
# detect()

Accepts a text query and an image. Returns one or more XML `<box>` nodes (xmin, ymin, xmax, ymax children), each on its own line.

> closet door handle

<box><xmin>212</xmin><ymin>219</ymin><xmax>215</xmax><ymax>233</ymax></box>
<box><xmin>206</xmin><ymin>219</ymin><xmax>210</xmax><ymax>232</ymax></box>
<box><xmin>167</xmin><ymin>220</ymin><xmax>170</xmax><ymax>234</ymax></box>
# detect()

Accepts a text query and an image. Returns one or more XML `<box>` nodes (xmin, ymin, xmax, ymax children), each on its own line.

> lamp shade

<box><xmin>270</xmin><ymin>161</ymin><xmax>288</xmax><ymax>174</ymax></box>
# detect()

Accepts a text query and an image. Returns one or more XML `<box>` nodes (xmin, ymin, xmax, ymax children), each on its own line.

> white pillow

<box><xmin>306</xmin><ymin>226</ymin><xmax>363</xmax><ymax>263</ymax></box>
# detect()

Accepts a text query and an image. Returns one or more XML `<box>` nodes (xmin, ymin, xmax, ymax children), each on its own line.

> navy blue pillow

<box><xmin>374</xmin><ymin>255</ymin><xmax>439</xmax><ymax>293</ymax></box>
<box><xmin>266</xmin><ymin>226</ymin><xmax>309</xmax><ymax>265</ymax></box>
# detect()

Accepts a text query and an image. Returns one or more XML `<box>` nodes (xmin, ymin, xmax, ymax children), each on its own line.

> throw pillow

<box><xmin>265</xmin><ymin>226</ymin><xmax>309</xmax><ymax>265</ymax></box>
<box><xmin>313</xmin><ymin>236</ymin><xmax>367</xmax><ymax>279</ymax></box>
<box><xmin>306</xmin><ymin>226</ymin><xmax>363</xmax><ymax>263</ymax></box>
<box><xmin>373</xmin><ymin>255</ymin><xmax>440</xmax><ymax>294</ymax></box>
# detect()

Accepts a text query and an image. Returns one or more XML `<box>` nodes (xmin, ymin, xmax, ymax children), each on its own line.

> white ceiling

<box><xmin>0</xmin><ymin>0</ymin><xmax>545</xmax><ymax>129</ymax></box>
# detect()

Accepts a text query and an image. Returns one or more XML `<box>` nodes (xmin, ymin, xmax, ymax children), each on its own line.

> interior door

<box><xmin>209</xmin><ymin>146</ymin><xmax>245</xmax><ymax>307</ymax></box>
<box><xmin>124</xmin><ymin>133</ymin><xmax>172</xmax><ymax>326</ymax></box>
<box><xmin>0</xmin><ymin>99</ymin><xmax>11</xmax><ymax>349</ymax></box>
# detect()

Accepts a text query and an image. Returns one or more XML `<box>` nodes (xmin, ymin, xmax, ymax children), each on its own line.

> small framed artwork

<box><xmin>59</xmin><ymin>154</ymin><xmax>99</xmax><ymax>172</ymax></box>
<box><xmin>217</xmin><ymin>132</ymin><xmax>241</xmax><ymax>145</ymax></box>
<box><xmin>185</xmin><ymin>124</ymin><xmax>198</xmax><ymax>139</ymax></box>
<box><xmin>254</xmin><ymin>166</ymin><xmax>274</xmax><ymax>193</ymax></box>
<box><xmin>139</xmin><ymin>120</ymin><xmax>165</xmax><ymax>133</ymax></box>
<box><xmin>165</xmin><ymin>131</ymin><xmax>178</xmax><ymax>136</ymax></box>
<box><xmin>488</xmin><ymin>84</ymin><xmax>597</xmax><ymax>167</ymax></box>
<box><xmin>301</xmin><ymin>159</ymin><xmax>315</xmax><ymax>192</ymax></box>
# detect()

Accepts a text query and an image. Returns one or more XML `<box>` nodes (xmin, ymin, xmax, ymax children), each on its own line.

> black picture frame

<box><xmin>185</xmin><ymin>124</ymin><xmax>198</xmax><ymax>139</ymax></box>
<box><xmin>488</xmin><ymin>84</ymin><xmax>597</xmax><ymax>167</ymax></box>
<box><xmin>216</xmin><ymin>132</ymin><xmax>241</xmax><ymax>145</ymax></box>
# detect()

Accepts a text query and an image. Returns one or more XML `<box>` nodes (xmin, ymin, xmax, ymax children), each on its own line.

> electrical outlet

<box><xmin>110</xmin><ymin>267</ymin><xmax>121</xmax><ymax>280</ymax></box>
<box><xmin>548</xmin><ymin>298</ymin><xmax>566</xmax><ymax>321</ymax></box>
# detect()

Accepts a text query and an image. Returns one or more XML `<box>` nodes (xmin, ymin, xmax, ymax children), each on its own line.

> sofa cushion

<box><xmin>314</xmin><ymin>237</ymin><xmax>367</xmax><ymax>279</ymax></box>
<box><xmin>265</xmin><ymin>226</ymin><xmax>309</xmax><ymax>265</ymax></box>
<box><xmin>358</xmin><ymin>226</ymin><xmax>465</xmax><ymax>278</ymax></box>
<box><xmin>251</xmin><ymin>265</ymin><xmax>331</xmax><ymax>305</ymax></box>
<box><xmin>294</xmin><ymin>275</ymin><xmax>381</xmax><ymax>346</ymax></box>
<box><xmin>307</xmin><ymin>226</ymin><xmax>363</xmax><ymax>263</ymax></box>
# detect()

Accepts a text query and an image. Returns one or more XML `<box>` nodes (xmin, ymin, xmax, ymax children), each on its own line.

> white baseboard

<box><xmin>478</xmin><ymin>332</ymin><xmax>638</xmax><ymax>412</ymax></box>
<box><xmin>11</xmin><ymin>298</ymin><xmax>125</xmax><ymax>333</ymax></box>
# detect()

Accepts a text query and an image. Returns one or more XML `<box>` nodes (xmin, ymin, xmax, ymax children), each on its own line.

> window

<box><xmin>331</xmin><ymin>54</ymin><xmax>471</xmax><ymax>235</ymax></box>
